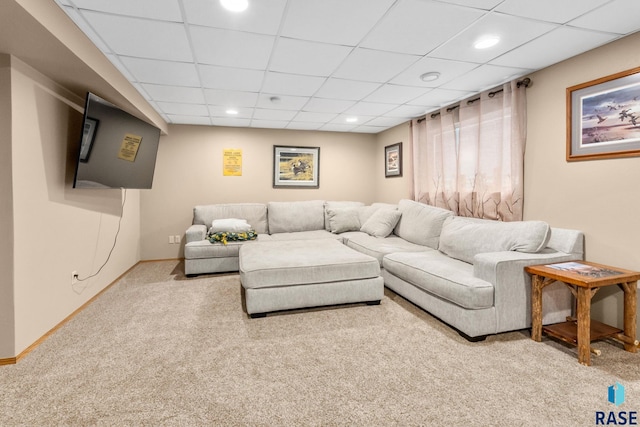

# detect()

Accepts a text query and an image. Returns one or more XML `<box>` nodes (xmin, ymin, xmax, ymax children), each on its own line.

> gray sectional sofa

<box><xmin>184</xmin><ymin>199</ymin><xmax>584</xmax><ymax>340</ymax></box>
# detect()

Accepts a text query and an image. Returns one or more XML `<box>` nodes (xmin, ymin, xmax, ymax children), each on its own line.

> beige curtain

<box><xmin>412</xmin><ymin>80</ymin><xmax>527</xmax><ymax>221</ymax></box>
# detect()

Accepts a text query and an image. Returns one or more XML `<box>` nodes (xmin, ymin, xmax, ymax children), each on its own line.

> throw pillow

<box><xmin>326</xmin><ymin>207</ymin><xmax>361</xmax><ymax>234</ymax></box>
<box><xmin>360</xmin><ymin>209</ymin><xmax>402</xmax><ymax>238</ymax></box>
<box><xmin>210</xmin><ymin>218</ymin><xmax>251</xmax><ymax>233</ymax></box>
<box><xmin>394</xmin><ymin>199</ymin><xmax>454</xmax><ymax>249</ymax></box>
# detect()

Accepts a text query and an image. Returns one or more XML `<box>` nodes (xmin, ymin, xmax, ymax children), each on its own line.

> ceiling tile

<box><xmin>256</xmin><ymin>94</ymin><xmax>310</xmax><ymax>111</ymax></box>
<box><xmin>81</xmin><ymin>11</ymin><xmax>192</xmax><ymax>62</ymax></box>
<box><xmin>361</xmin><ymin>0</ymin><xmax>486</xmax><ymax>55</ymax></box>
<box><xmin>106</xmin><ymin>54</ymin><xmax>137</xmax><ymax>82</ymax></box>
<box><xmin>491</xmin><ymin>27</ymin><xmax>618</xmax><ymax>70</ymax></box>
<box><xmin>331</xmin><ymin>114</ymin><xmax>376</xmax><ymax>125</ymax></box>
<box><xmin>408</xmin><ymin>88</ymin><xmax>475</xmax><ymax>108</ymax></box>
<box><xmin>142</xmin><ymin>84</ymin><xmax>205</xmax><ymax>103</ymax></box>
<box><xmin>281</xmin><ymin>0</ymin><xmax>394</xmax><ymax>45</ymax></box>
<box><xmin>53</xmin><ymin>0</ymin><xmax>640</xmax><ymax>134</ymax></box>
<box><xmin>364</xmin><ymin>116</ymin><xmax>410</xmax><ymax>127</ymax></box>
<box><xmin>183</xmin><ymin>0</ymin><xmax>287</xmax><ymax>35</ymax></box>
<box><xmin>262</xmin><ymin>72</ymin><xmax>326</xmax><ymax>97</ymax></box>
<box><xmin>333</xmin><ymin>48</ymin><xmax>420</xmax><ymax>83</ymax></box>
<box><xmin>167</xmin><ymin>115</ymin><xmax>212</xmax><ymax>125</ymax></box>
<box><xmin>440</xmin><ymin>64</ymin><xmax>530</xmax><ymax>92</ymax></box>
<box><xmin>61</xmin><ymin>7</ymin><xmax>111</xmax><ymax>52</ymax></box>
<box><xmin>120</xmin><ymin>57</ymin><xmax>200</xmax><ymax>87</ymax></box>
<box><xmin>292</xmin><ymin>112</ymin><xmax>339</xmax><ymax>123</ymax></box>
<box><xmin>208</xmin><ymin>106</ymin><xmax>254</xmax><ymax>118</ymax></box>
<box><xmin>430</xmin><ymin>12</ymin><xmax>558</xmax><ymax>64</ymax></box>
<box><xmin>315</xmin><ymin>78</ymin><xmax>381</xmax><ymax>101</ymax></box>
<box><xmin>495</xmin><ymin>0</ymin><xmax>610</xmax><ymax>24</ymax></box>
<box><xmin>385</xmin><ymin>105</ymin><xmax>432</xmax><ymax>118</ymax></box>
<box><xmin>269</xmin><ymin>38</ymin><xmax>353</xmax><ymax>77</ymax></box>
<box><xmin>190</xmin><ymin>26</ymin><xmax>274</xmax><ymax>69</ymax></box>
<box><xmin>391</xmin><ymin>57</ymin><xmax>479</xmax><ymax>88</ymax></box>
<box><xmin>211</xmin><ymin>117</ymin><xmax>252</xmax><ymax>127</ymax></box>
<box><xmin>344</xmin><ymin>102</ymin><xmax>397</xmax><ymax>116</ymax></box>
<box><xmin>252</xmin><ymin>109</ymin><xmax>298</xmax><ymax>121</ymax></box>
<box><xmin>204</xmin><ymin>90</ymin><xmax>258</xmax><ymax>108</ymax></box>
<box><xmin>250</xmin><ymin>120</ymin><xmax>292</xmax><ymax>129</ymax></box>
<box><xmin>350</xmin><ymin>125</ymin><xmax>387</xmax><ymax>133</ymax></box>
<box><xmin>70</xmin><ymin>0</ymin><xmax>182</xmax><ymax>21</ymax></box>
<box><xmin>569</xmin><ymin>0</ymin><xmax>640</xmax><ymax>34</ymax></box>
<box><xmin>286</xmin><ymin>122</ymin><xmax>323</xmax><ymax>131</ymax></box>
<box><xmin>156</xmin><ymin>102</ymin><xmax>209</xmax><ymax>116</ymax></box>
<box><xmin>302</xmin><ymin>98</ymin><xmax>355</xmax><ymax>114</ymax></box>
<box><xmin>364</xmin><ymin>84</ymin><xmax>430</xmax><ymax>104</ymax></box>
<box><xmin>319</xmin><ymin>123</ymin><xmax>358</xmax><ymax>132</ymax></box>
<box><xmin>199</xmin><ymin>65</ymin><xmax>264</xmax><ymax>92</ymax></box>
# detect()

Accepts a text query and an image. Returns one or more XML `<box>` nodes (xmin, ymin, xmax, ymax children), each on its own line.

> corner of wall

<box><xmin>0</xmin><ymin>53</ymin><xmax>16</xmax><ymax>359</ymax></box>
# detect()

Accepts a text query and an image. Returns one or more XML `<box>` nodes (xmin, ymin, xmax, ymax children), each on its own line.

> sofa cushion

<box><xmin>239</xmin><ymin>239</ymin><xmax>380</xmax><ymax>289</ymax></box>
<box><xmin>185</xmin><ymin>236</ymin><xmax>267</xmax><ymax>260</ymax></box>
<box><xmin>360</xmin><ymin>209</ymin><xmax>402</xmax><ymax>238</ymax></box>
<box><xmin>394</xmin><ymin>199</ymin><xmax>454</xmax><ymax>249</ymax></box>
<box><xmin>326</xmin><ymin>207</ymin><xmax>361</xmax><ymax>233</ymax></box>
<box><xmin>268</xmin><ymin>200</ymin><xmax>325</xmax><ymax>233</ymax></box>
<box><xmin>438</xmin><ymin>216</ymin><xmax>551</xmax><ymax>264</ymax></box>
<box><xmin>267</xmin><ymin>230</ymin><xmax>342</xmax><ymax>242</ymax></box>
<box><xmin>345</xmin><ymin>233</ymin><xmax>433</xmax><ymax>265</ymax></box>
<box><xmin>324</xmin><ymin>201</ymin><xmax>364</xmax><ymax>230</ymax></box>
<box><xmin>383</xmin><ymin>251</ymin><xmax>494</xmax><ymax>310</ymax></box>
<box><xmin>194</xmin><ymin>203</ymin><xmax>268</xmax><ymax>234</ymax></box>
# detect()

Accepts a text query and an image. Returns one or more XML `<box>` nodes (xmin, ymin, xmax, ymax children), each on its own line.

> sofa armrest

<box><xmin>473</xmin><ymin>250</ymin><xmax>582</xmax><ymax>332</ymax></box>
<box><xmin>186</xmin><ymin>224</ymin><xmax>207</xmax><ymax>243</ymax></box>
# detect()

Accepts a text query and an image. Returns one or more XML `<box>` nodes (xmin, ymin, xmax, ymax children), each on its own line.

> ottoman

<box><xmin>239</xmin><ymin>239</ymin><xmax>384</xmax><ymax>317</ymax></box>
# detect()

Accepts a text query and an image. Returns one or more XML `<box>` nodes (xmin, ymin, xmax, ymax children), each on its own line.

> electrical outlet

<box><xmin>71</xmin><ymin>271</ymin><xmax>79</xmax><ymax>285</ymax></box>
<box><xmin>169</xmin><ymin>235</ymin><xmax>175</xmax><ymax>244</ymax></box>
<box><xmin>174</xmin><ymin>235</ymin><xmax>181</xmax><ymax>244</ymax></box>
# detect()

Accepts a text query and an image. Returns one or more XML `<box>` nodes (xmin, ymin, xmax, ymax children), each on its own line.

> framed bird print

<box><xmin>567</xmin><ymin>66</ymin><xmax>640</xmax><ymax>161</ymax></box>
<box><xmin>273</xmin><ymin>145</ymin><xmax>320</xmax><ymax>188</ymax></box>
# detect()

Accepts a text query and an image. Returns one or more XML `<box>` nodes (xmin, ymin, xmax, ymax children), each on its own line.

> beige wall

<box><xmin>140</xmin><ymin>125</ymin><xmax>378</xmax><ymax>260</ymax></box>
<box><xmin>2</xmin><ymin>56</ymin><xmax>142</xmax><ymax>359</ymax></box>
<box><xmin>526</xmin><ymin>32</ymin><xmax>640</xmax><ymax>329</ymax></box>
<box><xmin>0</xmin><ymin>55</ymin><xmax>15</xmax><ymax>358</ymax></box>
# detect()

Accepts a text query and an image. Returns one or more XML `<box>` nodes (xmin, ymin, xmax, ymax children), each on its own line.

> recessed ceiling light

<box><xmin>225</xmin><ymin>109</ymin><xmax>239</xmax><ymax>115</ymax></box>
<box><xmin>474</xmin><ymin>35</ymin><xmax>500</xmax><ymax>50</ymax></box>
<box><xmin>346</xmin><ymin>117</ymin><xmax>358</xmax><ymax>123</ymax></box>
<box><xmin>220</xmin><ymin>0</ymin><xmax>248</xmax><ymax>12</ymax></box>
<box><xmin>419</xmin><ymin>72</ymin><xmax>440</xmax><ymax>82</ymax></box>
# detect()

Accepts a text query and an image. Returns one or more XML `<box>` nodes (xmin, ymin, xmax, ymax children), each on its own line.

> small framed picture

<box><xmin>385</xmin><ymin>142</ymin><xmax>402</xmax><ymax>177</ymax></box>
<box><xmin>567</xmin><ymin>66</ymin><xmax>640</xmax><ymax>161</ymax></box>
<box><xmin>273</xmin><ymin>145</ymin><xmax>320</xmax><ymax>188</ymax></box>
<box><xmin>79</xmin><ymin>117</ymin><xmax>99</xmax><ymax>162</ymax></box>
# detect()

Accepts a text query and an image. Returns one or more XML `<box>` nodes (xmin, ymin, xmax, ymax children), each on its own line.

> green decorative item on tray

<box><xmin>208</xmin><ymin>230</ymin><xmax>257</xmax><ymax>245</ymax></box>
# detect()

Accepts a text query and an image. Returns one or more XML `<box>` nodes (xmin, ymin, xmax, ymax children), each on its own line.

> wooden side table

<box><xmin>525</xmin><ymin>261</ymin><xmax>639</xmax><ymax>366</ymax></box>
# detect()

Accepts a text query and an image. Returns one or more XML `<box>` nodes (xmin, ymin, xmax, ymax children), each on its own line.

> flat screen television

<box><xmin>73</xmin><ymin>92</ymin><xmax>161</xmax><ymax>189</ymax></box>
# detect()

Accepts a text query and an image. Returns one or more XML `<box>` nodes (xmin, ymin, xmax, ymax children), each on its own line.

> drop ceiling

<box><xmin>54</xmin><ymin>0</ymin><xmax>640</xmax><ymax>133</ymax></box>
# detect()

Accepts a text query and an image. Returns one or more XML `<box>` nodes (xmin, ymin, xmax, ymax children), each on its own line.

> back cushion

<box><xmin>394</xmin><ymin>199</ymin><xmax>454</xmax><ymax>249</ymax></box>
<box><xmin>193</xmin><ymin>203</ymin><xmax>268</xmax><ymax>234</ymax></box>
<box><xmin>438</xmin><ymin>216</ymin><xmax>551</xmax><ymax>264</ymax></box>
<box><xmin>268</xmin><ymin>200</ymin><xmax>326</xmax><ymax>233</ymax></box>
<box><xmin>324</xmin><ymin>201</ymin><xmax>364</xmax><ymax>230</ymax></box>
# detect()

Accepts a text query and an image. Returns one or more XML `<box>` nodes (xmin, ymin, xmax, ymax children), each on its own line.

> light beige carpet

<box><xmin>0</xmin><ymin>260</ymin><xmax>638</xmax><ymax>426</ymax></box>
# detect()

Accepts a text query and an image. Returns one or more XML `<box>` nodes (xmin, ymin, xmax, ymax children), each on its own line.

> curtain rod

<box><xmin>417</xmin><ymin>77</ymin><xmax>532</xmax><ymax>121</ymax></box>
